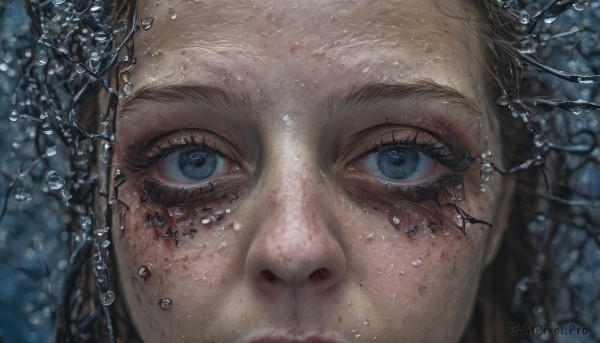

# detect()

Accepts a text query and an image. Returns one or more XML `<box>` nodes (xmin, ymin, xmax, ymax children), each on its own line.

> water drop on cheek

<box><xmin>159</xmin><ymin>298</ymin><xmax>172</xmax><ymax>310</ymax></box>
<box><xmin>138</xmin><ymin>265</ymin><xmax>151</xmax><ymax>280</ymax></box>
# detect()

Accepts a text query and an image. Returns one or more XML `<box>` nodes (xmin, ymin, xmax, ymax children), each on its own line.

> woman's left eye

<box><xmin>157</xmin><ymin>148</ymin><xmax>232</xmax><ymax>184</ymax></box>
<box><xmin>357</xmin><ymin>146</ymin><xmax>436</xmax><ymax>183</ymax></box>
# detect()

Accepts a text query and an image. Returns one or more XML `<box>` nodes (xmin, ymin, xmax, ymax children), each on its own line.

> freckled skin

<box><xmin>110</xmin><ymin>0</ymin><xmax>513</xmax><ymax>342</ymax></box>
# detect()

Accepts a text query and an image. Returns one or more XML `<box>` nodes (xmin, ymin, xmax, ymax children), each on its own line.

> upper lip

<box><xmin>249</xmin><ymin>335</ymin><xmax>340</xmax><ymax>343</ymax></box>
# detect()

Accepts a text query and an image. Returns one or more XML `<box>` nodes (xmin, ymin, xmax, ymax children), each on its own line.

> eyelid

<box><xmin>122</xmin><ymin>130</ymin><xmax>243</xmax><ymax>172</ymax></box>
<box><xmin>339</xmin><ymin>125</ymin><xmax>467</xmax><ymax>168</ymax></box>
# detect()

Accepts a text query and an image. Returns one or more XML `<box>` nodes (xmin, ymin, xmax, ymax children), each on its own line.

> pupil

<box><xmin>377</xmin><ymin>148</ymin><xmax>419</xmax><ymax>179</ymax></box>
<box><xmin>177</xmin><ymin>148</ymin><xmax>217</xmax><ymax>180</ymax></box>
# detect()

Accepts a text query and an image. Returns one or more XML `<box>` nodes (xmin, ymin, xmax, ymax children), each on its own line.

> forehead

<box><xmin>130</xmin><ymin>0</ymin><xmax>486</xmax><ymax>109</ymax></box>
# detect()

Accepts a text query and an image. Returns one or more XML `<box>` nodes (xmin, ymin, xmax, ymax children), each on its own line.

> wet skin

<box><xmin>112</xmin><ymin>0</ymin><xmax>513</xmax><ymax>342</ymax></box>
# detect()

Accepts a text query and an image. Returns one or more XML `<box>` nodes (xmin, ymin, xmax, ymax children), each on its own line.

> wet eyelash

<box><xmin>367</xmin><ymin>136</ymin><xmax>474</xmax><ymax>173</ymax></box>
<box><xmin>143</xmin><ymin>176</ymin><xmax>244</xmax><ymax>207</ymax></box>
<box><xmin>121</xmin><ymin>132</ymin><xmax>224</xmax><ymax>172</ymax></box>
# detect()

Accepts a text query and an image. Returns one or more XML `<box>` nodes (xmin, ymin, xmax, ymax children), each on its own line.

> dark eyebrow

<box><xmin>118</xmin><ymin>84</ymin><xmax>246</xmax><ymax>115</ymax></box>
<box><xmin>333</xmin><ymin>80</ymin><xmax>482</xmax><ymax>116</ymax></box>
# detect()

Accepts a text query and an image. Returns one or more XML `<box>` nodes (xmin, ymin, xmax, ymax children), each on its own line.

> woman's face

<box><xmin>112</xmin><ymin>0</ymin><xmax>510</xmax><ymax>342</ymax></box>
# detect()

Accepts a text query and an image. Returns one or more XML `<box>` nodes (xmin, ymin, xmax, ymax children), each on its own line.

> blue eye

<box><xmin>362</xmin><ymin>147</ymin><xmax>436</xmax><ymax>182</ymax></box>
<box><xmin>159</xmin><ymin>148</ymin><xmax>226</xmax><ymax>183</ymax></box>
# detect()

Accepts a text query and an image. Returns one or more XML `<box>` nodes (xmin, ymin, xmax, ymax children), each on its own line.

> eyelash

<box><xmin>125</xmin><ymin>128</ymin><xmax>472</xmax><ymax>207</ymax></box>
<box><xmin>345</xmin><ymin>129</ymin><xmax>473</xmax><ymax>204</ymax></box>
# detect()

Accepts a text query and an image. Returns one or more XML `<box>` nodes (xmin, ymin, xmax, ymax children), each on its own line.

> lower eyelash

<box><xmin>143</xmin><ymin>175</ymin><xmax>245</xmax><ymax>207</ymax></box>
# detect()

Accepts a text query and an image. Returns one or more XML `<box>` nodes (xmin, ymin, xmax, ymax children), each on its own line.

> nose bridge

<box><xmin>245</xmin><ymin>157</ymin><xmax>346</xmax><ymax>292</ymax></box>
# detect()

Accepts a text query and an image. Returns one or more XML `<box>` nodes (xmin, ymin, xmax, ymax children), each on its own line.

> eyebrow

<box><xmin>333</xmin><ymin>80</ymin><xmax>482</xmax><ymax>116</ymax></box>
<box><xmin>118</xmin><ymin>83</ymin><xmax>248</xmax><ymax>115</ymax></box>
<box><xmin>118</xmin><ymin>80</ymin><xmax>481</xmax><ymax>117</ymax></box>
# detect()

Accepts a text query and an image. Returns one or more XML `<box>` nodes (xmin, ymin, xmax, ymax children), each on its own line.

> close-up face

<box><xmin>111</xmin><ymin>0</ymin><xmax>512</xmax><ymax>342</ymax></box>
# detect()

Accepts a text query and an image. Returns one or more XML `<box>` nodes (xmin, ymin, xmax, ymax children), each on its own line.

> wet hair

<box><xmin>0</xmin><ymin>0</ymin><xmax>599</xmax><ymax>342</ymax></box>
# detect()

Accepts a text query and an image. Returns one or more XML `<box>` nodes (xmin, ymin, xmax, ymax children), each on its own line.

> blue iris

<box><xmin>376</xmin><ymin>147</ymin><xmax>420</xmax><ymax>179</ymax></box>
<box><xmin>177</xmin><ymin>148</ymin><xmax>217</xmax><ymax>180</ymax></box>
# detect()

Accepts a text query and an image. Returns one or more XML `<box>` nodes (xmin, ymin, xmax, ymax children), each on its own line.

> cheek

<box><xmin>112</xmin><ymin>180</ymin><xmax>246</xmax><ymax>323</ymax></box>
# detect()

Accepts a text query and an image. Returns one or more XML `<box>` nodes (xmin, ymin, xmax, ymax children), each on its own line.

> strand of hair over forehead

<box><xmin>0</xmin><ymin>0</ymin><xmax>599</xmax><ymax>341</ymax></box>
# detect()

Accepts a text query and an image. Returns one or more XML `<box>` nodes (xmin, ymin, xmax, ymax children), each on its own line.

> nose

<box><xmin>245</xmin><ymin>173</ymin><xmax>346</xmax><ymax>294</ymax></box>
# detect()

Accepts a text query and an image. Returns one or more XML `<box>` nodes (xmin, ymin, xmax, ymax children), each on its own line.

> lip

<box><xmin>249</xmin><ymin>336</ymin><xmax>340</xmax><ymax>343</ymax></box>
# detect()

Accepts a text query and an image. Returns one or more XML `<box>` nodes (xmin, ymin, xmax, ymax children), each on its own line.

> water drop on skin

<box><xmin>282</xmin><ymin>114</ymin><xmax>294</xmax><ymax>126</ymax></box>
<box><xmin>168</xmin><ymin>7</ymin><xmax>177</xmax><ymax>20</ymax></box>
<box><xmin>454</xmin><ymin>213</ymin><xmax>464</xmax><ymax>228</ymax></box>
<box><xmin>159</xmin><ymin>298</ymin><xmax>173</xmax><ymax>310</ymax></box>
<box><xmin>141</xmin><ymin>17</ymin><xmax>155</xmax><ymax>30</ymax></box>
<box><xmin>138</xmin><ymin>265</ymin><xmax>151</xmax><ymax>280</ymax></box>
<box><xmin>122</xmin><ymin>82</ymin><xmax>133</xmax><ymax>96</ymax></box>
<box><xmin>101</xmin><ymin>290</ymin><xmax>115</xmax><ymax>306</ymax></box>
<box><xmin>411</xmin><ymin>258</ymin><xmax>422</xmax><ymax>267</ymax></box>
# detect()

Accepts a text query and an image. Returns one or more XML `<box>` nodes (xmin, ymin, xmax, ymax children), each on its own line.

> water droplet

<box><xmin>37</xmin><ymin>50</ymin><xmax>49</xmax><ymax>65</ymax></box>
<box><xmin>217</xmin><ymin>241</ymin><xmax>227</xmax><ymax>250</ymax></box>
<box><xmin>75</xmin><ymin>64</ymin><xmax>86</xmax><ymax>74</ymax></box>
<box><xmin>9</xmin><ymin>109</ymin><xmax>18</xmax><ymax>121</ymax></box>
<box><xmin>167</xmin><ymin>207</ymin><xmax>185</xmax><ymax>220</ymax></box>
<box><xmin>518</xmin><ymin>10</ymin><xmax>530</xmax><ymax>25</ymax></box>
<box><xmin>95</xmin><ymin>227</ymin><xmax>110</xmax><ymax>236</ymax></box>
<box><xmin>42</xmin><ymin>122</ymin><xmax>53</xmax><ymax>135</ymax></box>
<box><xmin>543</xmin><ymin>14</ymin><xmax>558</xmax><ymax>24</ymax></box>
<box><xmin>101</xmin><ymin>290</ymin><xmax>115</xmax><ymax>306</ymax></box>
<box><xmin>201</xmin><ymin>218</ymin><xmax>212</xmax><ymax>225</ymax></box>
<box><xmin>168</xmin><ymin>7</ymin><xmax>177</xmax><ymax>19</ymax></box>
<box><xmin>481</xmin><ymin>150</ymin><xmax>492</xmax><ymax>159</ymax></box>
<box><xmin>571</xmin><ymin>106</ymin><xmax>583</xmax><ymax>115</ymax></box>
<box><xmin>101</xmin><ymin>240</ymin><xmax>111</xmax><ymax>249</ymax></box>
<box><xmin>572</xmin><ymin>0</ymin><xmax>587</xmax><ymax>11</ymax></box>
<box><xmin>159</xmin><ymin>298</ymin><xmax>172</xmax><ymax>310</ymax></box>
<box><xmin>233</xmin><ymin>222</ymin><xmax>241</xmax><ymax>231</ymax></box>
<box><xmin>453</xmin><ymin>213</ymin><xmax>464</xmax><ymax>228</ymax></box>
<box><xmin>52</xmin><ymin>0</ymin><xmax>65</xmax><ymax>5</ymax></box>
<box><xmin>496</xmin><ymin>94</ymin><xmax>509</xmax><ymax>106</ymax></box>
<box><xmin>141</xmin><ymin>16</ymin><xmax>155</xmax><ymax>30</ymax></box>
<box><xmin>533</xmin><ymin>134</ymin><xmax>545</xmax><ymax>148</ymax></box>
<box><xmin>411</xmin><ymin>258</ymin><xmax>422</xmax><ymax>267</ymax></box>
<box><xmin>94</xmin><ymin>32</ymin><xmax>109</xmax><ymax>42</ymax></box>
<box><xmin>282</xmin><ymin>114</ymin><xmax>294</xmax><ymax>126</ymax></box>
<box><xmin>453</xmin><ymin>182</ymin><xmax>465</xmax><ymax>201</ymax></box>
<box><xmin>46</xmin><ymin>145</ymin><xmax>57</xmax><ymax>157</ymax></box>
<box><xmin>45</xmin><ymin>171</ymin><xmax>65</xmax><ymax>190</ymax></box>
<box><xmin>392</xmin><ymin>215</ymin><xmax>400</xmax><ymax>225</ymax></box>
<box><xmin>122</xmin><ymin>82</ymin><xmax>133</xmax><ymax>96</ymax></box>
<box><xmin>90</xmin><ymin>5</ymin><xmax>102</xmax><ymax>12</ymax></box>
<box><xmin>480</xmin><ymin>161</ymin><xmax>493</xmax><ymax>183</ymax></box>
<box><xmin>138</xmin><ymin>265</ymin><xmax>151</xmax><ymax>280</ymax></box>
<box><xmin>14</xmin><ymin>191</ymin><xmax>32</xmax><ymax>202</ymax></box>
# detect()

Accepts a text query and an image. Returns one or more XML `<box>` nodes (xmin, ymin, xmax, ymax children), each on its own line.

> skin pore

<box><xmin>111</xmin><ymin>0</ymin><xmax>513</xmax><ymax>342</ymax></box>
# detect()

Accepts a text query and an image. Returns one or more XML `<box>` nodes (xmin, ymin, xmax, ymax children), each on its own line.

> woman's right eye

<box><xmin>157</xmin><ymin>147</ymin><xmax>235</xmax><ymax>184</ymax></box>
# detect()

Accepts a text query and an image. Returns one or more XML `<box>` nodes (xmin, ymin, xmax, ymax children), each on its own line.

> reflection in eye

<box><xmin>159</xmin><ymin>148</ymin><xmax>226</xmax><ymax>183</ymax></box>
<box><xmin>366</xmin><ymin>147</ymin><xmax>435</xmax><ymax>181</ymax></box>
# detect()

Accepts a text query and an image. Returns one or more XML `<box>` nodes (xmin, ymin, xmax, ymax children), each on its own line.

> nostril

<box><xmin>261</xmin><ymin>270</ymin><xmax>279</xmax><ymax>283</ymax></box>
<box><xmin>309</xmin><ymin>268</ymin><xmax>329</xmax><ymax>281</ymax></box>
